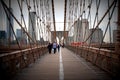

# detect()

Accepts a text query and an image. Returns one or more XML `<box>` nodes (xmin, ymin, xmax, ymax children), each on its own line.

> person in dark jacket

<box><xmin>47</xmin><ymin>42</ymin><xmax>52</xmax><ymax>54</ymax></box>
<box><xmin>57</xmin><ymin>44</ymin><xmax>60</xmax><ymax>52</ymax></box>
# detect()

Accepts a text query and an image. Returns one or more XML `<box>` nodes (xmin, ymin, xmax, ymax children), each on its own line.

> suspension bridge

<box><xmin>0</xmin><ymin>0</ymin><xmax>120</xmax><ymax>80</ymax></box>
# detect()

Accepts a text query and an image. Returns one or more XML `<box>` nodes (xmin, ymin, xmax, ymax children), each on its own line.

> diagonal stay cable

<box><xmin>84</xmin><ymin>0</ymin><xmax>116</xmax><ymax>43</ymax></box>
<box><xmin>17</xmin><ymin>0</ymin><xmax>37</xmax><ymax>62</ymax></box>
<box><xmin>1</xmin><ymin>0</ymin><xmax>28</xmax><ymax>65</ymax></box>
<box><xmin>98</xmin><ymin>0</ymin><xmax>117</xmax><ymax>51</ymax></box>
<box><xmin>0</xmin><ymin>0</ymin><xmax>36</xmax><ymax>44</ymax></box>
<box><xmin>25</xmin><ymin>0</ymin><xmax>38</xmax><ymax>45</ymax></box>
<box><xmin>94</xmin><ymin>0</ymin><xmax>117</xmax><ymax>64</ymax></box>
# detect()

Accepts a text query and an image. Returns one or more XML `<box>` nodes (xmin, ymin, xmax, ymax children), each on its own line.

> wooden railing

<box><xmin>66</xmin><ymin>45</ymin><xmax>120</xmax><ymax>79</ymax></box>
<box><xmin>0</xmin><ymin>46</ymin><xmax>48</xmax><ymax>79</ymax></box>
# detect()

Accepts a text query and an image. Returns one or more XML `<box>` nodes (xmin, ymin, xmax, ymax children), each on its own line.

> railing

<box><xmin>66</xmin><ymin>45</ymin><xmax>120</xmax><ymax>78</ymax></box>
<box><xmin>0</xmin><ymin>46</ymin><xmax>48</xmax><ymax>79</ymax></box>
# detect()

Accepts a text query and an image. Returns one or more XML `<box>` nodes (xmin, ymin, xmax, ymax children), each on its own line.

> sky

<box><xmin>54</xmin><ymin>0</ymin><xmax>118</xmax><ymax>42</ymax></box>
<box><xmin>54</xmin><ymin>0</ymin><xmax>64</xmax><ymax>31</ymax></box>
<box><xmin>0</xmin><ymin>0</ymin><xmax>118</xmax><ymax>42</ymax></box>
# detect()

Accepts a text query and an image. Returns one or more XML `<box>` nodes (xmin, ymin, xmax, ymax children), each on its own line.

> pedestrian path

<box><xmin>13</xmin><ymin>48</ymin><xmax>112</xmax><ymax>80</ymax></box>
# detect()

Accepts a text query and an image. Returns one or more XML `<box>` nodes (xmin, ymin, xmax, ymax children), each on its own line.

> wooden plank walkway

<box><xmin>13</xmin><ymin>48</ymin><xmax>112</xmax><ymax>80</ymax></box>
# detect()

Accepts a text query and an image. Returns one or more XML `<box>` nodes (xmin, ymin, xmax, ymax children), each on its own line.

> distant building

<box><xmin>67</xmin><ymin>36</ymin><xmax>74</xmax><ymax>44</ymax></box>
<box><xmin>40</xmin><ymin>37</ymin><xmax>44</xmax><ymax>42</ymax></box>
<box><xmin>89</xmin><ymin>28</ymin><xmax>103</xmax><ymax>44</ymax></box>
<box><xmin>28</xmin><ymin>12</ymin><xmax>36</xmax><ymax>43</ymax></box>
<box><xmin>37</xmin><ymin>37</ymin><xmax>44</xmax><ymax>45</ymax></box>
<box><xmin>74</xmin><ymin>19</ymin><xmax>89</xmax><ymax>44</ymax></box>
<box><xmin>0</xmin><ymin>30</ymin><xmax>6</xmax><ymax>39</ymax></box>
<box><xmin>6</xmin><ymin>8</ymin><xmax>14</xmax><ymax>42</ymax></box>
<box><xmin>16</xmin><ymin>29</ymin><xmax>27</xmax><ymax>44</ymax></box>
<box><xmin>113</xmin><ymin>30</ymin><xmax>117</xmax><ymax>43</ymax></box>
<box><xmin>0</xmin><ymin>30</ymin><xmax>6</xmax><ymax>45</ymax></box>
<box><xmin>16</xmin><ymin>29</ymin><xmax>22</xmax><ymax>38</ymax></box>
<box><xmin>16</xmin><ymin>29</ymin><xmax>22</xmax><ymax>42</ymax></box>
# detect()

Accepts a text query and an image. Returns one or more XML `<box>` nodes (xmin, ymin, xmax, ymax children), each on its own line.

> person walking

<box><xmin>57</xmin><ymin>44</ymin><xmax>60</xmax><ymax>52</ymax></box>
<box><xmin>53</xmin><ymin>42</ymin><xmax>57</xmax><ymax>54</ymax></box>
<box><xmin>47</xmin><ymin>42</ymin><xmax>52</xmax><ymax>54</ymax></box>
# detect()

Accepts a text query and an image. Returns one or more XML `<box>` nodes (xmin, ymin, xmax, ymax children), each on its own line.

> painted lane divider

<box><xmin>59</xmin><ymin>48</ymin><xmax>64</xmax><ymax>80</ymax></box>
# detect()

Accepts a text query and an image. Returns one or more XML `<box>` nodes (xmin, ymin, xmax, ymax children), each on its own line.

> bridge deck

<box><xmin>13</xmin><ymin>48</ymin><xmax>112</xmax><ymax>80</ymax></box>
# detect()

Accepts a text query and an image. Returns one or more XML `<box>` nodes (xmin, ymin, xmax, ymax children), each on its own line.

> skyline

<box><xmin>0</xmin><ymin>0</ymin><xmax>118</xmax><ymax>43</ymax></box>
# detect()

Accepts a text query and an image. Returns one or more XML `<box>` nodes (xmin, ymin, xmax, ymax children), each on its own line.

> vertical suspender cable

<box><xmin>51</xmin><ymin>0</ymin><xmax>56</xmax><ymax>41</ymax></box>
<box><xmin>63</xmin><ymin>0</ymin><xmax>67</xmax><ymax>43</ymax></box>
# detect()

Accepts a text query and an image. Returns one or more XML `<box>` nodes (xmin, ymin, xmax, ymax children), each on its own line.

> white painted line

<box><xmin>59</xmin><ymin>48</ymin><xmax>64</xmax><ymax>80</ymax></box>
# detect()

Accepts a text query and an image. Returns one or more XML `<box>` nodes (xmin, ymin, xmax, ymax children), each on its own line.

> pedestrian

<box><xmin>53</xmin><ymin>41</ymin><xmax>57</xmax><ymax>54</ymax></box>
<box><xmin>57</xmin><ymin>44</ymin><xmax>60</xmax><ymax>52</ymax></box>
<box><xmin>47</xmin><ymin>42</ymin><xmax>52</xmax><ymax>54</ymax></box>
<box><xmin>62</xmin><ymin>43</ymin><xmax>65</xmax><ymax>48</ymax></box>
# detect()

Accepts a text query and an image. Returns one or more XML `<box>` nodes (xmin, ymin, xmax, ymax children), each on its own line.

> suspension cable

<box><xmin>108</xmin><ymin>0</ymin><xmax>112</xmax><ymax>46</ymax></box>
<box><xmin>63</xmin><ymin>0</ymin><xmax>67</xmax><ymax>43</ymax></box>
<box><xmin>1</xmin><ymin>0</ymin><xmax>21</xmax><ymax>50</ymax></box>
<box><xmin>84</xmin><ymin>0</ymin><xmax>116</xmax><ymax>43</ymax></box>
<box><xmin>17</xmin><ymin>0</ymin><xmax>28</xmax><ymax>42</ymax></box>
<box><xmin>94</xmin><ymin>0</ymin><xmax>117</xmax><ymax>64</ymax></box>
<box><xmin>51</xmin><ymin>0</ymin><xmax>56</xmax><ymax>41</ymax></box>
<box><xmin>99</xmin><ymin>0</ymin><xmax>117</xmax><ymax>50</ymax></box>
<box><xmin>25</xmin><ymin>0</ymin><xmax>38</xmax><ymax>45</ymax></box>
<box><xmin>85</xmin><ymin>0</ymin><xmax>100</xmax><ymax>48</ymax></box>
<box><xmin>1</xmin><ymin>0</ymin><xmax>35</xmax><ymax>44</ymax></box>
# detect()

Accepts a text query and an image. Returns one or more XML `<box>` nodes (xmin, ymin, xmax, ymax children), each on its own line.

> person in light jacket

<box><xmin>53</xmin><ymin>42</ymin><xmax>57</xmax><ymax>54</ymax></box>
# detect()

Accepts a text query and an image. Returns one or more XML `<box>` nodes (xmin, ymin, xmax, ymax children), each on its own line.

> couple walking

<box><xmin>47</xmin><ymin>42</ymin><xmax>60</xmax><ymax>54</ymax></box>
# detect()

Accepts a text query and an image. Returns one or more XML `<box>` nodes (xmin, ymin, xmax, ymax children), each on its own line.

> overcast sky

<box><xmin>54</xmin><ymin>0</ymin><xmax>64</xmax><ymax>31</ymax></box>
<box><xmin>0</xmin><ymin>0</ymin><xmax>118</xmax><ymax>42</ymax></box>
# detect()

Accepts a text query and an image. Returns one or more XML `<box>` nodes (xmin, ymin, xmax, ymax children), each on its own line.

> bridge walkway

<box><xmin>13</xmin><ymin>48</ymin><xmax>112</xmax><ymax>80</ymax></box>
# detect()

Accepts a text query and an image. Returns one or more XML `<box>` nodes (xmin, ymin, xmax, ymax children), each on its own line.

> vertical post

<box><xmin>115</xmin><ymin>0</ymin><xmax>120</xmax><ymax>54</ymax></box>
<box><xmin>8</xmin><ymin>0</ymin><xmax>11</xmax><ymax>48</ymax></box>
<box><xmin>21</xmin><ymin>0</ymin><xmax>23</xmax><ymax>46</ymax></box>
<box><xmin>51</xmin><ymin>0</ymin><xmax>56</xmax><ymax>41</ymax></box>
<box><xmin>63</xmin><ymin>0</ymin><xmax>67</xmax><ymax>44</ymax></box>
